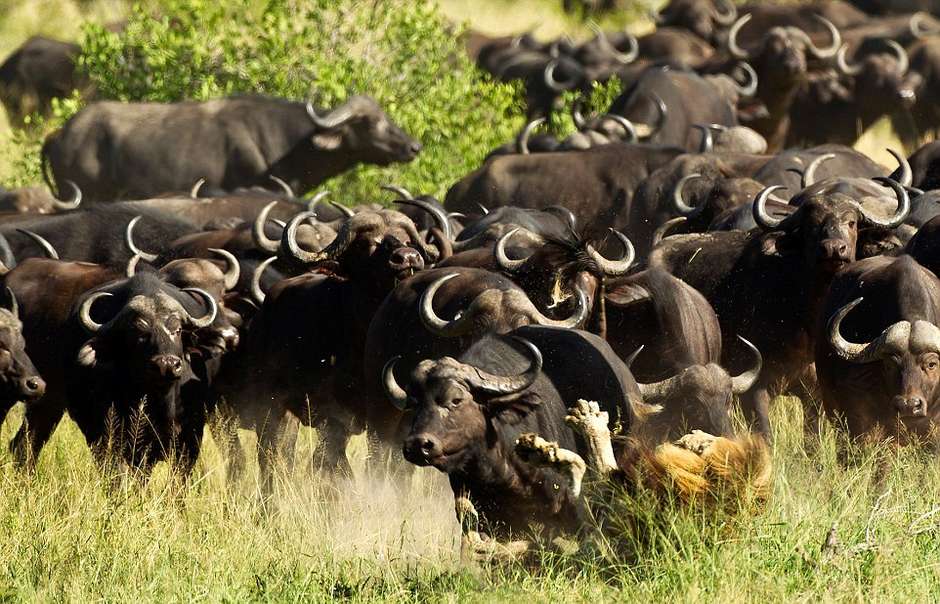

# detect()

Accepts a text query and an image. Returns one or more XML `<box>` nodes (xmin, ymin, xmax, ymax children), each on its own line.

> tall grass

<box><xmin>4</xmin><ymin>396</ymin><xmax>940</xmax><ymax>601</ymax></box>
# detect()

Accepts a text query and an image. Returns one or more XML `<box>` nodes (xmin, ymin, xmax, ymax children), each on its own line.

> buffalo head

<box><xmin>0</xmin><ymin>287</ymin><xmax>44</xmax><ymax>412</ymax></box>
<box><xmin>751</xmin><ymin>176</ymin><xmax>909</xmax><ymax>272</ymax></box>
<box><xmin>729</xmin><ymin>14</ymin><xmax>841</xmax><ymax>82</ymax></box>
<box><xmin>385</xmin><ymin>338</ymin><xmax>542</xmax><ymax>471</ymax></box>
<box><xmin>837</xmin><ymin>39</ymin><xmax>920</xmax><ymax>108</ymax></box>
<box><xmin>306</xmin><ymin>95</ymin><xmax>421</xmax><ymax>165</ymax></box>
<box><xmin>830</xmin><ymin>297</ymin><xmax>940</xmax><ymax>418</ymax></box>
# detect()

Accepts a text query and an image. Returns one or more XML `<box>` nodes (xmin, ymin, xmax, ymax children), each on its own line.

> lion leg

<box><xmin>515</xmin><ymin>433</ymin><xmax>587</xmax><ymax>497</ymax></box>
<box><xmin>564</xmin><ymin>399</ymin><xmax>618</xmax><ymax>476</ymax></box>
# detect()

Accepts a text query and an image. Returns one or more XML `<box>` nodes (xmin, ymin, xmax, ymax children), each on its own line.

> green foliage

<box><xmin>78</xmin><ymin>0</ymin><xmax>525</xmax><ymax>200</ymax></box>
<box><xmin>0</xmin><ymin>93</ymin><xmax>83</xmax><ymax>189</ymax></box>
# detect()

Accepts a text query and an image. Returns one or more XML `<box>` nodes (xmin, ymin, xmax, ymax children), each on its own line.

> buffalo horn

<box><xmin>672</xmin><ymin>173</ymin><xmax>706</xmax><ymax>217</ymax></box>
<box><xmin>585</xmin><ymin>229</ymin><xmax>635</xmax><ymax>276</ymax></box>
<box><xmin>694</xmin><ymin>124</ymin><xmax>713</xmax><ymax>153</ymax></box>
<box><xmin>464</xmin><ymin>337</ymin><xmax>542</xmax><ymax>395</ymax></box>
<box><xmin>208</xmin><ymin>248</ymin><xmax>241</xmax><ymax>290</ymax></box>
<box><xmin>125</xmin><ymin>216</ymin><xmax>159</xmax><ymax>263</ymax></box>
<box><xmin>381</xmin><ymin>184</ymin><xmax>414</xmax><ymax>200</ymax></box>
<box><xmin>516</xmin><ymin>117</ymin><xmax>546</xmax><ymax>154</ymax></box>
<box><xmin>305</xmin><ymin>190</ymin><xmax>331</xmax><ymax>213</ymax></box>
<box><xmin>752</xmin><ymin>185</ymin><xmax>789</xmax><ymax>230</ymax></box>
<box><xmin>182</xmin><ymin>287</ymin><xmax>218</xmax><ymax>328</ymax></box>
<box><xmin>189</xmin><ymin>178</ymin><xmax>206</xmax><ymax>199</ymax></box>
<box><xmin>494</xmin><ymin>228</ymin><xmax>528</xmax><ymax>272</ymax></box>
<box><xmin>727</xmin><ymin>14</ymin><xmax>752</xmax><ymax>60</ymax></box>
<box><xmin>305</xmin><ymin>99</ymin><xmax>356</xmax><ymax>130</ymax></box>
<box><xmin>51</xmin><ymin>180</ymin><xmax>82</xmax><ymax>211</ymax></box>
<box><xmin>251</xmin><ymin>201</ymin><xmax>281</xmax><ymax>253</ymax></box>
<box><xmin>382</xmin><ymin>357</ymin><xmax>408</xmax><ymax>410</ymax></box>
<box><xmin>802</xmin><ymin>152</ymin><xmax>835</xmax><ymax>188</ymax></box>
<box><xmin>16</xmin><ymin>229</ymin><xmax>58</xmax><ymax>260</ymax></box>
<box><xmin>79</xmin><ymin>291</ymin><xmax>114</xmax><ymax>333</ymax></box>
<box><xmin>393</xmin><ymin>197</ymin><xmax>453</xmax><ymax>241</ymax></box>
<box><xmin>888</xmin><ymin>148</ymin><xmax>913</xmax><ymax>188</ymax></box>
<box><xmin>863</xmin><ymin>177</ymin><xmax>910</xmax><ymax>228</ymax></box>
<box><xmin>250</xmin><ymin>255</ymin><xmax>277</xmax><ymax>305</ymax></box>
<box><xmin>730</xmin><ymin>335</ymin><xmax>762</xmax><ymax>394</ymax></box>
<box><xmin>269</xmin><ymin>175</ymin><xmax>294</xmax><ymax>198</ymax></box>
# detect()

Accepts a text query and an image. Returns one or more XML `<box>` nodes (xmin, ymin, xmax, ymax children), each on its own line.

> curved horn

<box><xmin>712</xmin><ymin>0</ymin><xmax>738</xmax><ymax>26</ymax></box>
<box><xmin>494</xmin><ymin>228</ymin><xmax>528</xmax><ymax>273</ymax></box>
<box><xmin>730</xmin><ymin>335</ymin><xmax>763</xmax><ymax>394</ymax></box>
<box><xmin>652</xmin><ymin>216</ymin><xmax>687</xmax><ymax>247</ymax></box>
<box><xmin>182</xmin><ymin>287</ymin><xmax>218</xmax><ymax>328</ymax></box>
<box><xmin>672</xmin><ymin>173</ymin><xmax>706</xmax><ymax>217</ymax></box>
<box><xmin>828</xmin><ymin>297</ymin><xmax>890</xmax><ymax>363</ymax></box>
<box><xmin>516</xmin><ymin>117</ymin><xmax>546</xmax><ymax>154</ymax></box>
<box><xmin>79</xmin><ymin>291</ymin><xmax>113</xmax><ymax>333</ymax></box>
<box><xmin>625</xmin><ymin>344</ymin><xmax>644</xmax><ymax>368</ymax></box>
<box><xmin>802</xmin><ymin>153</ymin><xmax>835</xmax><ymax>188</ymax></box>
<box><xmin>544</xmin><ymin>205</ymin><xmax>577</xmax><ymax>231</ymax></box>
<box><xmin>382</xmin><ymin>357</ymin><xmax>408</xmax><ymax>410</ymax></box>
<box><xmin>694</xmin><ymin>124</ymin><xmax>713</xmax><ymax>153</ymax></box>
<box><xmin>51</xmin><ymin>180</ymin><xmax>82</xmax><ymax>211</ymax></box>
<box><xmin>599</xmin><ymin>114</ymin><xmax>638</xmax><ymax>142</ymax></box>
<box><xmin>888</xmin><ymin>148</ymin><xmax>913</xmax><ymax>188</ymax></box>
<box><xmin>208</xmin><ymin>248</ymin><xmax>241</xmax><ymax>290</ymax></box>
<box><xmin>529</xmin><ymin>285</ymin><xmax>589</xmax><ymax>329</ymax></box>
<box><xmin>418</xmin><ymin>273</ymin><xmax>472</xmax><ymax>336</ymax></box>
<box><xmin>189</xmin><ymin>178</ymin><xmax>206</xmax><ymax>199</ymax></box>
<box><xmin>463</xmin><ymin>337</ymin><xmax>542</xmax><ymax>395</ymax></box>
<box><xmin>544</xmin><ymin>60</ymin><xmax>576</xmax><ymax>92</ymax></box>
<box><xmin>16</xmin><ymin>229</ymin><xmax>58</xmax><ymax>260</ymax></box>
<box><xmin>125</xmin><ymin>216</ymin><xmax>159</xmax><ymax>263</ymax></box>
<box><xmin>732</xmin><ymin>61</ymin><xmax>758</xmax><ymax>97</ymax></box>
<box><xmin>585</xmin><ymin>229</ymin><xmax>635</xmax><ymax>276</ymax></box>
<box><xmin>2</xmin><ymin>287</ymin><xmax>17</xmax><ymax>319</ymax></box>
<box><xmin>0</xmin><ymin>232</ymin><xmax>15</xmax><ymax>273</ymax></box>
<box><xmin>910</xmin><ymin>11</ymin><xmax>940</xmax><ymax>38</ymax></box>
<box><xmin>636</xmin><ymin>371</ymin><xmax>684</xmax><ymax>403</ymax></box>
<box><xmin>885</xmin><ymin>39</ymin><xmax>909</xmax><ymax>76</ymax></box>
<box><xmin>805</xmin><ymin>16</ymin><xmax>841</xmax><ymax>59</ymax></box>
<box><xmin>477</xmin><ymin>203</ymin><xmax>490</xmax><ymax>215</ymax></box>
<box><xmin>305</xmin><ymin>99</ymin><xmax>356</xmax><ymax>130</ymax></box>
<box><xmin>251</xmin><ymin>201</ymin><xmax>281</xmax><ymax>254</ymax></box>
<box><xmin>591</xmin><ymin>23</ymin><xmax>638</xmax><ymax>64</ymax></box>
<box><xmin>125</xmin><ymin>254</ymin><xmax>141</xmax><ymax>278</ymax></box>
<box><xmin>305</xmin><ymin>190</ymin><xmax>331</xmax><ymax>213</ymax></box>
<box><xmin>641</xmin><ymin>94</ymin><xmax>667</xmax><ymax>139</ymax></box>
<box><xmin>283</xmin><ymin>211</ymin><xmax>351</xmax><ymax>264</ymax></box>
<box><xmin>836</xmin><ymin>44</ymin><xmax>863</xmax><ymax>76</ymax></box>
<box><xmin>727</xmin><ymin>14</ymin><xmax>752</xmax><ymax>60</ymax></box>
<box><xmin>250</xmin><ymin>255</ymin><xmax>277</xmax><ymax>306</ymax></box>
<box><xmin>394</xmin><ymin>198</ymin><xmax>453</xmax><ymax>241</ymax></box>
<box><xmin>862</xmin><ymin>177</ymin><xmax>910</xmax><ymax>228</ymax></box>
<box><xmin>571</xmin><ymin>97</ymin><xmax>587</xmax><ymax>129</ymax></box>
<box><xmin>381</xmin><ymin>184</ymin><xmax>414</xmax><ymax>200</ymax></box>
<box><xmin>330</xmin><ymin>201</ymin><xmax>355</xmax><ymax>218</ymax></box>
<box><xmin>752</xmin><ymin>185</ymin><xmax>789</xmax><ymax>230</ymax></box>
<box><xmin>269</xmin><ymin>175</ymin><xmax>294</xmax><ymax>198</ymax></box>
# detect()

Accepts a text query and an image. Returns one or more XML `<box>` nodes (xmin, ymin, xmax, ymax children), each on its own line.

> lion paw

<box><xmin>674</xmin><ymin>430</ymin><xmax>718</xmax><ymax>455</ymax></box>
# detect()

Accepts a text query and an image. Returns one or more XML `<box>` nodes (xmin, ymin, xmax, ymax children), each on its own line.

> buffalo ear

<box><xmin>760</xmin><ymin>231</ymin><xmax>797</xmax><ymax>257</ymax></box>
<box><xmin>484</xmin><ymin>391</ymin><xmax>543</xmax><ymax>425</ymax></box>
<box><xmin>604</xmin><ymin>283</ymin><xmax>651</xmax><ymax>308</ymax></box>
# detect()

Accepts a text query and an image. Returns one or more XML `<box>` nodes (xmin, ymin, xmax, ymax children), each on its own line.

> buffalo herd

<box><xmin>5</xmin><ymin>0</ymin><xmax>940</xmax><ymax>559</ymax></box>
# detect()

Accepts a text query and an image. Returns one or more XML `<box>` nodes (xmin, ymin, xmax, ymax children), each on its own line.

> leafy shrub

<box><xmin>77</xmin><ymin>0</ymin><xmax>526</xmax><ymax>200</ymax></box>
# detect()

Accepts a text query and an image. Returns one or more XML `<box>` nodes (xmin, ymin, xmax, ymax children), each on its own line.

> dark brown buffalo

<box><xmin>42</xmin><ymin>95</ymin><xmax>421</xmax><ymax>202</ymax></box>
<box><xmin>650</xmin><ymin>177</ymin><xmax>911</xmax><ymax>437</ymax></box>
<box><xmin>444</xmin><ymin>143</ymin><xmax>685</xmax><ymax>236</ymax></box>
<box><xmin>816</xmin><ymin>254</ymin><xmax>940</xmax><ymax>441</ymax></box>
<box><xmin>0</xmin><ymin>36</ymin><xmax>86</xmax><ymax>126</ymax></box>
<box><xmin>219</xmin><ymin>207</ymin><xmax>445</xmax><ymax>487</ymax></box>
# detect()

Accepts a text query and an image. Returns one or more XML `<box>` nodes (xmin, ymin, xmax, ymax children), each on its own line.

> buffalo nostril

<box><xmin>410</xmin><ymin>142</ymin><xmax>423</xmax><ymax>154</ymax></box>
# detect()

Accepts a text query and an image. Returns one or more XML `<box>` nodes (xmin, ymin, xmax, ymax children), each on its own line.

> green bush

<box><xmin>77</xmin><ymin>0</ymin><xmax>526</xmax><ymax>201</ymax></box>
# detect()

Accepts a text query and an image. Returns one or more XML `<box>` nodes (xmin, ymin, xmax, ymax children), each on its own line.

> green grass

<box><xmin>4</xmin><ymin>396</ymin><xmax>940</xmax><ymax>601</ymax></box>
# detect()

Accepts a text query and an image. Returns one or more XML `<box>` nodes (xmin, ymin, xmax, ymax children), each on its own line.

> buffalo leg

<box><xmin>310</xmin><ymin>418</ymin><xmax>351</xmax><ymax>476</ymax></box>
<box><xmin>455</xmin><ymin>493</ymin><xmax>530</xmax><ymax>563</ymax></box>
<box><xmin>11</xmin><ymin>401</ymin><xmax>66</xmax><ymax>469</ymax></box>
<box><xmin>208</xmin><ymin>403</ymin><xmax>246</xmax><ymax>487</ymax></box>
<box><xmin>254</xmin><ymin>399</ymin><xmax>288</xmax><ymax>495</ymax></box>
<box><xmin>742</xmin><ymin>386</ymin><xmax>773</xmax><ymax>442</ymax></box>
